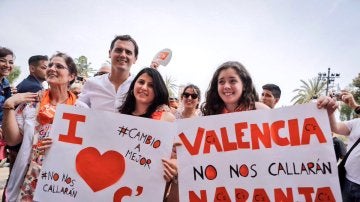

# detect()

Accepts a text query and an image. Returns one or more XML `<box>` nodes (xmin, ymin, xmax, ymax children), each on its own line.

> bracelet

<box><xmin>355</xmin><ymin>106</ymin><xmax>360</xmax><ymax>115</ymax></box>
<box><xmin>2</xmin><ymin>106</ymin><xmax>15</xmax><ymax>110</ymax></box>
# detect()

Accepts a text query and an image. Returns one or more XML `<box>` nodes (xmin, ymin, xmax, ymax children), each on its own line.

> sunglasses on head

<box><xmin>182</xmin><ymin>92</ymin><xmax>198</xmax><ymax>99</ymax></box>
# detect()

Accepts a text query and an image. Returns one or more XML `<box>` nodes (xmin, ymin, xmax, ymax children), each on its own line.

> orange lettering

<box><xmin>221</xmin><ymin>127</ymin><xmax>237</xmax><ymax>151</ymax></box>
<box><xmin>298</xmin><ymin>187</ymin><xmax>314</xmax><ymax>202</ymax></box>
<box><xmin>235</xmin><ymin>122</ymin><xmax>250</xmax><ymax>149</ymax></box>
<box><xmin>253</xmin><ymin>188</ymin><xmax>270</xmax><ymax>202</ymax></box>
<box><xmin>179</xmin><ymin>127</ymin><xmax>205</xmax><ymax>155</ymax></box>
<box><xmin>204</xmin><ymin>130</ymin><xmax>223</xmax><ymax>154</ymax></box>
<box><xmin>58</xmin><ymin>113</ymin><xmax>85</xmax><ymax>145</ymax></box>
<box><xmin>301</xmin><ymin>118</ymin><xmax>326</xmax><ymax>144</ymax></box>
<box><xmin>274</xmin><ymin>188</ymin><xmax>294</xmax><ymax>201</ymax></box>
<box><xmin>235</xmin><ymin>188</ymin><xmax>249</xmax><ymax>202</ymax></box>
<box><xmin>288</xmin><ymin>119</ymin><xmax>301</xmax><ymax>146</ymax></box>
<box><xmin>214</xmin><ymin>187</ymin><xmax>231</xmax><ymax>202</ymax></box>
<box><xmin>271</xmin><ymin>121</ymin><xmax>290</xmax><ymax>146</ymax></box>
<box><xmin>189</xmin><ymin>190</ymin><xmax>207</xmax><ymax>202</ymax></box>
<box><xmin>251</xmin><ymin>123</ymin><xmax>271</xmax><ymax>150</ymax></box>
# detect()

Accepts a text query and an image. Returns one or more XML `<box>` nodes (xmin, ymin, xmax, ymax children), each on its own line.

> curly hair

<box><xmin>201</xmin><ymin>61</ymin><xmax>259</xmax><ymax>116</ymax></box>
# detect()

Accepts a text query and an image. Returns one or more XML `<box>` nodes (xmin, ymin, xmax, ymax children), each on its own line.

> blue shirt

<box><xmin>0</xmin><ymin>77</ymin><xmax>12</xmax><ymax>124</ymax></box>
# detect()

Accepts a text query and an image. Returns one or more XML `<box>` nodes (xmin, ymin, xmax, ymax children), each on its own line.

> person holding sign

<box><xmin>2</xmin><ymin>52</ymin><xmax>88</xmax><ymax>201</ymax></box>
<box><xmin>119</xmin><ymin>67</ymin><xmax>179</xmax><ymax>201</ymax></box>
<box><xmin>201</xmin><ymin>61</ymin><xmax>269</xmax><ymax>115</ymax></box>
<box><xmin>174</xmin><ymin>84</ymin><xmax>201</xmax><ymax>119</ymax></box>
<box><xmin>317</xmin><ymin>92</ymin><xmax>360</xmax><ymax>202</ymax></box>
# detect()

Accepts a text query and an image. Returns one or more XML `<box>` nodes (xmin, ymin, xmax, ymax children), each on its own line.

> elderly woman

<box><xmin>119</xmin><ymin>67</ymin><xmax>178</xmax><ymax>201</ymax></box>
<box><xmin>2</xmin><ymin>52</ymin><xmax>88</xmax><ymax>201</ymax></box>
<box><xmin>174</xmin><ymin>84</ymin><xmax>201</xmax><ymax>119</ymax></box>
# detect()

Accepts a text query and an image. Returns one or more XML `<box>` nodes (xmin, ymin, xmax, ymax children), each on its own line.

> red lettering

<box><xmin>315</xmin><ymin>187</ymin><xmax>335</xmax><ymax>202</ymax></box>
<box><xmin>179</xmin><ymin>127</ymin><xmax>205</xmax><ymax>155</ymax></box>
<box><xmin>205</xmin><ymin>165</ymin><xmax>217</xmax><ymax>180</ymax></box>
<box><xmin>271</xmin><ymin>120</ymin><xmax>290</xmax><ymax>146</ymax></box>
<box><xmin>214</xmin><ymin>187</ymin><xmax>231</xmax><ymax>202</ymax></box>
<box><xmin>288</xmin><ymin>119</ymin><xmax>301</xmax><ymax>146</ymax></box>
<box><xmin>235</xmin><ymin>122</ymin><xmax>250</xmax><ymax>149</ymax></box>
<box><xmin>251</xmin><ymin>123</ymin><xmax>271</xmax><ymax>150</ymax></box>
<box><xmin>301</xmin><ymin>118</ymin><xmax>326</xmax><ymax>144</ymax></box>
<box><xmin>235</xmin><ymin>188</ymin><xmax>249</xmax><ymax>202</ymax></box>
<box><xmin>58</xmin><ymin>113</ymin><xmax>85</xmax><ymax>144</ymax></box>
<box><xmin>189</xmin><ymin>190</ymin><xmax>207</xmax><ymax>202</ymax></box>
<box><xmin>274</xmin><ymin>188</ymin><xmax>294</xmax><ymax>201</ymax></box>
<box><xmin>298</xmin><ymin>187</ymin><xmax>314</xmax><ymax>202</ymax></box>
<box><xmin>204</xmin><ymin>130</ymin><xmax>223</xmax><ymax>154</ymax></box>
<box><xmin>221</xmin><ymin>127</ymin><xmax>237</xmax><ymax>151</ymax></box>
<box><xmin>253</xmin><ymin>188</ymin><xmax>270</xmax><ymax>202</ymax></box>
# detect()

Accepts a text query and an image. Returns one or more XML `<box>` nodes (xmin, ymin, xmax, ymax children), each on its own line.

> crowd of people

<box><xmin>0</xmin><ymin>34</ymin><xmax>359</xmax><ymax>201</ymax></box>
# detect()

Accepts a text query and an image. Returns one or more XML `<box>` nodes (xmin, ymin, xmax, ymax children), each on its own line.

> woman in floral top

<box><xmin>2</xmin><ymin>52</ymin><xmax>88</xmax><ymax>201</ymax></box>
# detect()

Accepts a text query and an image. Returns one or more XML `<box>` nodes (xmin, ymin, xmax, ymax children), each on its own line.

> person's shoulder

<box><xmin>75</xmin><ymin>100</ymin><xmax>89</xmax><ymax>108</ymax></box>
<box><xmin>161</xmin><ymin>111</ymin><xmax>176</xmax><ymax>122</ymax></box>
<box><xmin>255</xmin><ymin>102</ymin><xmax>271</xmax><ymax>110</ymax></box>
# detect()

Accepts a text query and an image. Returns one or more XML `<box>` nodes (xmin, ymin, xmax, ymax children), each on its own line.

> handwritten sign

<box><xmin>34</xmin><ymin>105</ymin><xmax>175</xmax><ymax>201</ymax></box>
<box><xmin>176</xmin><ymin>103</ymin><xmax>342</xmax><ymax>201</ymax></box>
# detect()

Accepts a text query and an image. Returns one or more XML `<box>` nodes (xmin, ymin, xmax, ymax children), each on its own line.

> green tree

<box><xmin>74</xmin><ymin>56</ymin><xmax>95</xmax><ymax>78</ymax></box>
<box><xmin>7</xmin><ymin>66</ymin><xmax>21</xmax><ymax>84</ymax></box>
<box><xmin>291</xmin><ymin>77</ymin><xmax>326</xmax><ymax>104</ymax></box>
<box><xmin>339</xmin><ymin>73</ymin><xmax>360</xmax><ymax>120</ymax></box>
<box><xmin>164</xmin><ymin>76</ymin><xmax>178</xmax><ymax>98</ymax></box>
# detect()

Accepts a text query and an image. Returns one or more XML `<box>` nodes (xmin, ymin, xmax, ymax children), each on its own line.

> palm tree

<box><xmin>7</xmin><ymin>66</ymin><xmax>21</xmax><ymax>84</ymax></box>
<box><xmin>74</xmin><ymin>56</ymin><xmax>96</xmax><ymax>78</ymax></box>
<box><xmin>291</xmin><ymin>77</ymin><xmax>326</xmax><ymax>105</ymax></box>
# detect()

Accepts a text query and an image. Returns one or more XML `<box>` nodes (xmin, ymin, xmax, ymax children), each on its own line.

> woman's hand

<box><xmin>37</xmin><ymin>137</ymin><xmax>53</xmax><ymax>155</ymax></box>
<box><xmin>162</xmin><ymin>158</ymin><xmax>178</xmax><ymax>182</ymax></box>
<box><xmin>3</xmin><ymin>92</ymin><xmax>39</xmax><ymax>108</ymax></box>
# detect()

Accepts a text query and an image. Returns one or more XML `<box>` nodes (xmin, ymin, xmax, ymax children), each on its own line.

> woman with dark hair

<box><xmin>174</xmin><ymin>84</ymin><xmax>201</xmax><ymax>119</ymax></box>
<box><xmin>201</xmin><ymin>61</ymin><xmax>269</xmax><ymax>115</ymax></box>
<box><xmin>0</xmin><ymin>47</ymin><xmax>14</xmax><ymax>167</ymax></box>
<box><xmin>119</xmin><ymin>67</ymin><xmax>178</xmax><ymax>201</ymax></box>
<box><xmin>2</xmin><ymin>52</ymin><xmax>88</xmax><ymax>201</ymax></box>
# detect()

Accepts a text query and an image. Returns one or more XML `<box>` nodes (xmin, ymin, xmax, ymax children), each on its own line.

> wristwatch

<box><xmin>355</xmin><ymin>106</ymin><xmax>360</xmax><ymax>115</ymax></box>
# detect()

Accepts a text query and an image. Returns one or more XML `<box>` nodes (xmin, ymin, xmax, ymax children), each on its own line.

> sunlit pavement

<box><xmin>0</xmin><ymin>166</ymin><xmax>9</xmax><ymax>200</ymax></box>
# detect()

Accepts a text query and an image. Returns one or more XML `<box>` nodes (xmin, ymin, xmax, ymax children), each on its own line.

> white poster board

<box><xmin>34</xmin><ymin>105</ymin><xmax>175</xmax><ymax>201</ymax></box>
<box><xmin>176</xmin><ymin>103</ymin><xmax>341</xmax><ymax>201</ymax></box>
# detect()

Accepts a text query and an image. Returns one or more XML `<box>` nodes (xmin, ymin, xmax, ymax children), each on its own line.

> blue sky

<box><xmin>1</xmin><ymin>0</ymin><xmax>359</xmax><ymax>106</ymax></box>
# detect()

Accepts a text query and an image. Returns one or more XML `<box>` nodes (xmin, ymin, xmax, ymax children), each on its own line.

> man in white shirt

<box><xmin>79</xmin><ymin>35</ymin><xmax>138</xmax><ymax>112</ymax></box>
<box><xmin>317</xmin><ymin>91</ymin><xmax>360</xmax><ymax>202</ymax></box>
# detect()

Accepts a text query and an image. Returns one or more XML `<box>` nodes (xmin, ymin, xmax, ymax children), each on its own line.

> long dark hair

<box><xmin>201</xmin><ymin>61</ymin><xmax>259</xmax><ymax>116</ymax></box>
<box><xmin>119</xmin><ymin>67</ymin><xmax>169</xmax><ymax>118</ymax></box>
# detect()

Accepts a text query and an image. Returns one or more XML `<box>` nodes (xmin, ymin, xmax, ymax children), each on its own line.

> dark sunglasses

<box><xmin>182</xmin><ymin>92</ymin><xmax>198</xmax><ymax>99</ymax></box>
<box><xmin>94</xmin><ymin>72</ymin><xmax>108</xmax><ymax>77</ymax></box>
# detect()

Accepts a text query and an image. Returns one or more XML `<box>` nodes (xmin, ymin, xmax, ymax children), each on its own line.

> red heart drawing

<box><xmin>76</xmin><ymin>147</ymin><xmax>125</xmax><ymax>192</ymax></box>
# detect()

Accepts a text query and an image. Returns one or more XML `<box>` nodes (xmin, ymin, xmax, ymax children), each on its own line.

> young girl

<box><xmin>201</xmin><ymin>61</ymin><xmax>269</xmax><ymax>115</ymax></box>
<box><xmin>119</xmin><ymin>67</ymin><xmax>178</xmax><ymax>201</ymax></box>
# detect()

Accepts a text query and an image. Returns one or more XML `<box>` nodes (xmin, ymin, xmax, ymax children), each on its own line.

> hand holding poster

<box><xmin>34</xmin><ymin>105</ymin><xmax>175</xmax><ymax>201</ymax></box>
<box><xmin>176</xmin><ymin>103</ymin><xmax>341</xmax><ymax>201</ymax></box>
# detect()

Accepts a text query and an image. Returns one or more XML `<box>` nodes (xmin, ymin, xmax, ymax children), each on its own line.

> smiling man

<box><xmin>78</xmin><ymin>35</ymin><xmax>138</xmax><ymax>112</ymax></box>
<box><xmin>260</xmin><ymin>84</ymin><xmax>281</xmax><ymax>109</ymax></box>
<box><xmin>16</xmin><ymin>55</ymin><xmax>48</xmax><ymax>93</ymax></box>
